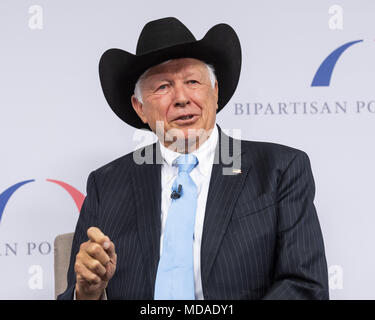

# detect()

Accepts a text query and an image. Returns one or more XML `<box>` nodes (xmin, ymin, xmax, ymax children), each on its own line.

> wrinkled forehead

<box><xmin>141</xmin><ymin>58</ymin><xmax>208</xmax><ymax>81</ymax></box>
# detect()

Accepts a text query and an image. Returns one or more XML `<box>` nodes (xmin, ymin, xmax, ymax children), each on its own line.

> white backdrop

<box><xmin>0</xmin><ymin>0</ymin><xmax>374</xmax><ymax>299</ymax></box>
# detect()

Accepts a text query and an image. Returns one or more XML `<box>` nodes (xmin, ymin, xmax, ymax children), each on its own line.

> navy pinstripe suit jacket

<box><xmin>58</xmin><ymin>126</ymin><xmax>329</xmax><ymax>300</ymax></box>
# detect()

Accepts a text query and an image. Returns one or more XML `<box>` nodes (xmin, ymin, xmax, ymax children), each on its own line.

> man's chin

<box><xmin>164</xmin><ymin>127</ymin><xmax>212</xmax><ymax>153</ymax></box>
<box><xmin>168</xmin><ymin>126</ymin><xmax>204</xmax><ymax>140</ymax></box>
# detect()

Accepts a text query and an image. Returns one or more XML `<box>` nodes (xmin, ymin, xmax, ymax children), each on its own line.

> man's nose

<box><xmin>173</xmin><ymin>83</ymin><xmax>190</xmax><ymax>107</ymax></box>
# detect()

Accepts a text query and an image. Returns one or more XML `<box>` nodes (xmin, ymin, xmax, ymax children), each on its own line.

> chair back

<box><xmin>54</xmin><ymin>232</ymin><xmax>74</xmax><ymax>299</ymax></box>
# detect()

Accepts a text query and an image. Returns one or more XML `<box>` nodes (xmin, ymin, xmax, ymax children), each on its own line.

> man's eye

<box><xmin>157</xmin><ymin>84</ymin><xmax>168</xmax><ymax>91</ymax></box>
<box><xmin>188</xmin><ymin>80</ymin><xmax>199</xmax><ymax>84</ymax></box>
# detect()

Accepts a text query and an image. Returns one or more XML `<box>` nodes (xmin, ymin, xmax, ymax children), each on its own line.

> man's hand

<box><xmin>74</xmin><ymin>227</ymin><xmax>117</xmax><ymax>300</ymax></box>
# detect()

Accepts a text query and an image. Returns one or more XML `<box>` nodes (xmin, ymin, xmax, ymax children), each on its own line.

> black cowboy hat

<box><xmin>99</xmin><ymin>17</ymin><xmax>242</xmax><ymax>130</ymax></box>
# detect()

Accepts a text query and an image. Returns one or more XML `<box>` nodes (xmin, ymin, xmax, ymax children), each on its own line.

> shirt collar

<box><xmin>158</xmin><ymin>124</ymin><xmax>218</xmax><ymax>176</ymax></box>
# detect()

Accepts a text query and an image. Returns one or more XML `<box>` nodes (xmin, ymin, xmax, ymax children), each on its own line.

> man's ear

<box><xmin>214</xmin><ymin>80</ymin><xmax>219</xmax><ymax>110</ymax></box>
<box><xmin>131</xmin><ymin>95</ymin><xmax>148</xmax><ymax>124</ymax></box>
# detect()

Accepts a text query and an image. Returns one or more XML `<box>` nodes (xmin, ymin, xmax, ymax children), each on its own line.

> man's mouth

<box><xmin>176</xmin><ymin>115</ymin><xmax>194</xmax><ymax>120</ymax></box>
<box><xmin>172</xmin><ymin>114</ymin><xmax>199</xmax><ymax>125</ymax></box>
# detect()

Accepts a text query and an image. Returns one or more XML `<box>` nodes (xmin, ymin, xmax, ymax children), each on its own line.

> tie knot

<box><xmin>174</xmin><ymin>154</ymin><xmax>198</xmax><ymax>174</ymax></box>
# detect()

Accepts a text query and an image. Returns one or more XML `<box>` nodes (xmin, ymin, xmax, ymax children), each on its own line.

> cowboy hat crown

<box><xmin>136</xmin><ymin>17</ymin><xmax>196</xmax><ymax>55</ymax></box>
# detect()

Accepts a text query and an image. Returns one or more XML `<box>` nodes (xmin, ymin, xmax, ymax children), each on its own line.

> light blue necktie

<box><xmin>154</xmin><ymin>153</ymin><xmax>198</xmax><ymax>300</ymax></box>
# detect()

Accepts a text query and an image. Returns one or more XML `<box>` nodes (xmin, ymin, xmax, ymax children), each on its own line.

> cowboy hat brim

<box><xmin>99</xmin><ymin>23</ymin><xmax>241</xmax><ymax>130</ymax></box>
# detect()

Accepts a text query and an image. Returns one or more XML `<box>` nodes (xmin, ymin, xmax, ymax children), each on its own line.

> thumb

<box><xmin>103</xmin><ymin>236</ymin><xmax>116</xmax><ymax>261</ymax></box>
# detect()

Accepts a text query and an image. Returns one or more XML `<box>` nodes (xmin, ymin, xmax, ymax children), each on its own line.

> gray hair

<box><xmin>133</xmin><ymin>60</ymin><xmax>217</xmax><ymax>104</ymax></box>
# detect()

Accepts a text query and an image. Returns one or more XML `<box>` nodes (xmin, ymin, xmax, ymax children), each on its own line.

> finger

<box><xmin>82</xmin><ymin>254</ymin><xmax>107</xmax><ymax>279</ymax></box>
<box><xmin>75</xmin><ymin>262</ymin><xmax>102</xmax><ymax>285</ymax></box>
<box><xmin>86</xmin><ymin>242</ymin><xmax>110</xmax><ymax>266</ymax></box>
<box><xmin>87</xmin><ymin>227</ymin><xmax>106</xmax><ymax>245</ymax></box>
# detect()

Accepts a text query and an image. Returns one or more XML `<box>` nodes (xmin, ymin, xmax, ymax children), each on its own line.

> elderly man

<box><xmin>58</xmin><ymin>17</ymin><xmax>329</xmax><ymax>300</ymax></box>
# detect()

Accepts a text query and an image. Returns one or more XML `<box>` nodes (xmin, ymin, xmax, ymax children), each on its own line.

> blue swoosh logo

<box><xmin>0</xmin><ymin>180</ymin><xmax>35</xmax><ymax>223</ymax></box>
<box><xmin>311</xmin><ymin>40</ymin><xmax>363</xmax><ymax>87</ymax></box>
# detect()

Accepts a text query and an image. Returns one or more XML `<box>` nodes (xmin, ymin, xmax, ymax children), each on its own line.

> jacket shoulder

<box><xmin>239</xmin><ymin>139</ymin><xmax>311</xmax><ymax>168</ymax></box>
<box><xmin>92</xmin><ymin>143</ymin><xmax>157</xmax><ymax>179</ymax></box>
<box><xmin>242</xmin><ymin>139</ymin><xmax>306</xmax><ymax>157</ymax></box>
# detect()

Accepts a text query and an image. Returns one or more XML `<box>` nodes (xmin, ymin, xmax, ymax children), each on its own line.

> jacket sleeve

<box><xmin>57</xmin><ymin>171</ymin><xmax>100</xmax><ymax>300</ymax></box>
<box><xmin>262</xmin><ymin>151</ymin><xmax>329</xmax><ymax>300</ymax></box>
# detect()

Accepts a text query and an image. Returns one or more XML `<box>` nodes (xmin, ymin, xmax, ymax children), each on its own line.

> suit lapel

<box><xmin>130</xmin><ymin>143</ymin><xmax>162</xmax><ymax>297</ymax></box>
<box><xmin>201</xmin><ymin>127</ymin><xmax>252</xmax><ymax>291</ymax></box>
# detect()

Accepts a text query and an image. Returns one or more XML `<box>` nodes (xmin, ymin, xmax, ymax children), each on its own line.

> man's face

<box><xmin>131</xmin><ymin>58</ymin><xmax>219</xmax><ymax>150</ymax></box>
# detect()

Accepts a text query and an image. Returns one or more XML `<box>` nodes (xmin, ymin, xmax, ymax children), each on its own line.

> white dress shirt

<box><xmin>158</xmin><ymin>124</ymin><xmax>218</xmax><ymax>300</ymax></box>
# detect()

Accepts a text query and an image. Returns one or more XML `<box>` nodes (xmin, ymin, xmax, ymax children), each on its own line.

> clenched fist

<box><xmin>74</xmin><ymin>227</ymin><xmax>117</xmax><ymax>300</ymax></box>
